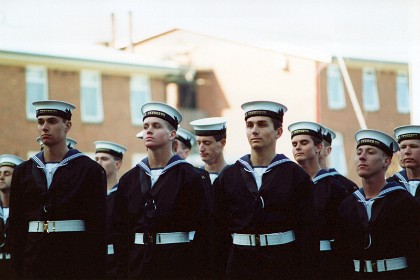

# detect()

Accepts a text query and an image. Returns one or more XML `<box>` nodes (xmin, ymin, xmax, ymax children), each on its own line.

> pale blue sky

<box><xmin>0</xmin><ymin>0</ymin><xmax>418</xmax><ymax>61</ymax></box>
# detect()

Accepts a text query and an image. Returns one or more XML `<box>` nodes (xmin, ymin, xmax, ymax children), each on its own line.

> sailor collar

<box><xmin>353</xmin><ymin>181</ymin><xmax>407</xmax><ymax>202</ymax></box>
<box><xmin>237</xmin><ymin>154</ymin><xmax>292</xmax><ymax>173</ymax></box>
<box><xmin>312</xmin><ymin>169</ymin><xmax>341</xmax><ymax>184</ymax></box>
<box><xmin>137</xmin><ymin>154</ymin><xmax>189</xmax><ymax>176</ymax></box>
<box><xmin>31</xmin><ymin>148</ymin><xmax>85</xmax><ymax>169</ymax></box>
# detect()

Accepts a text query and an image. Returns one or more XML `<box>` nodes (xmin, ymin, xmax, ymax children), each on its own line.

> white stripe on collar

<box><xmin>238</xmin><ymin>158</ymin><xmax>292</xmax><ymax>174</ymax></box>
<box><xmin>312</xmin><ymin>170</ymin><xmax>340</xmax><ymax>184</ymax></box>
<box><xmin>137</xmin><ymin>159</ymin><xmax>189</xmax><ymax>177</ymax></box>
<box><xmin>32</xmin><ymin>152</ymin><xmax>85</xmax><ymax>170</ymax></box>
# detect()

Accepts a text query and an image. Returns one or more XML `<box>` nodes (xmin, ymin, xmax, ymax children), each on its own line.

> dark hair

<box><xmin>322</xmin><ymin>139</ymin><xmax>331</xmax><ymax>148</ymax></box>
<box><xmin>271</xmin><ymin>118</ymin><xmax>282</xmax><ymax>130</ymax></box>
<box><xmin>213</xmin><ymin>133</ymin><xmax>227</xmax><ymax>142</ymax></box>
<box><xmin>311</xmin><ymin>136</ymin><xmax>322</xmax><ymax>146</ymax></box>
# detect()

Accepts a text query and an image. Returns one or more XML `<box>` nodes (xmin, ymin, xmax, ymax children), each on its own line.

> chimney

<box><xmin>128</xmin><ymin>11</ymin><xmax>134</xmax><ymax>52</ymax></box>
<box><xmin>110</xmin><ymin>13</ymin><xmax>116</xmax><ymax>48</ymax></box>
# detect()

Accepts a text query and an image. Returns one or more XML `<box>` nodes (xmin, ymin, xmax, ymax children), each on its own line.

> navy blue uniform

<box><xmin>337</xmin><ymin>182</ymin><xmax>419</xmax><ymax>279</ymax></box>
<box><xmin>312</xmin><ymin>169</ymin><xmax>350</xmax><ymax>279</ymax></box>
<box><xmin>112</xmin><ymin>155</ymin><xmax>210</xmax><ymax>279</ymax></box>
<box><xmin>213</xmin><ymin>154</ymin><xmax>319</xmax><ymax>279</ymax></box>
<box><xmin>9</xmin><ymin>149</ymin><xmax>107</xmax><ymax>279</ymax></box>
<box><xmin>387</xmin><ymin>170</ymin><xmax>420</xmax><ymax>201</ymax></box>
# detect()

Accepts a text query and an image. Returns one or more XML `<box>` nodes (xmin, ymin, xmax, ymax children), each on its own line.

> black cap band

<box><xmin>36</xmin><ymin>109</ymin><xmax>72</xmax><ymax>120</ymax></box>
<box><xmin>244</xmin><ymin>109</ymin><xmax>284</xmax><ymax>123</ymax></box>
<box><xmin>323</xmin><ymin>132</ymin><xmax>333</xmax><ymax>144</ymax></box>
<box><xmin>291</xmin><ymin>128</ymin><xmax>323</xmax><ymax>140</ymax></box>
<box><xmin>0</xmin><ymin>162</ymin><xmax>18</xmax><ymax>168</ymax></box>
<box><xmin>357</xmin><ymin>138</ymin><xmax>394</xmax><ymax>157</ymax></box>
<box><xmin>194</xmin><ymin>127</ymin><xmax>227</xmax><ymax>137</ymax></box>
<box><xmin>143</xmin><ymin>110</ymin><xmax>179</xmax><ymax>130</ymax></box>
<box><xmin>396</xmin><ymin>133</ymin><xmax>420</xmax><ymax>143</ymax></box>
<box><xmin>95</xmin><ymin>148</ymin><xmax>123</xmax><ymax>159</ymax></box>
<box><xmin>175</xmin><ymin>135</ymin><xmax>192</xmax><ymax>149</ymax></box>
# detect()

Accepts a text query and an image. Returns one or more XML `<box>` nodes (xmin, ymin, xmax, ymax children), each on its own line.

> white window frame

<box><xmin>26</xmin><ymin>66</ymin><xmax>48</xmax><ymax>120</ymax></box>
<box><xmin>328</xmin><ymin>132</ymin><xmax>348</xmax><ymax>176</ymax></box>
<box><xmin>362</xmin><ymin>68</ymin><xmax>380</xmax><ymax>112</ymax></box>
<box><xmin>327</xmin><ymin>64</ymin><xmax>346</xmax><ymax>109</ymax></box>
<box><xmin>130</xmin><ymin>75</ymin><xmax>152</xmax><ymax>125</ymax></box>
<box><xmin>396</xmin><ymin>70</ymin><xmax>410</xmax><ymax>114</ymax></box>
<box><xmin>132</xmin><ymin>153</ymin><xmax>148</xmax><ymax>167</ymax></box>
<box><xmin>80</xmin><ymin>70</ymin><xmax>104</xmax><ymax>123</ymax></box>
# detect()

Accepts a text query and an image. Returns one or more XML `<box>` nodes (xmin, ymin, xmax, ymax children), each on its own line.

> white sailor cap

<box><xmin>355</xmin><ymin>129</ymin><xmax>398</xmax><ymax>157</ymax></box>
<box><xmin>141</xmin><ymin>102</ymin><xmax>182</xmax><ymax>130</ymax></box>
<box><xmin>66</xmin><ymin>137</ymin><xmax>77</xmax><ymax>148</ymax></box>
<box><xmin>288</xmin><ymin>121</ymin><xmax>324</xmax><ymax>140</ymax></box>
<box><xmin>321</xmin><ymin>125</ymin><xmax>336</xmax><ymax>144</ymax></box>
<box><xmin>394</xmin><ymin>125</ymin><xmax>420</xmax><ymax>143</ymax></box>
<box><xmin>136</xmin><ymin>131</ymin><xmax>144</xmax><ymax>139</ymax></box>
<box><xmin>33</xmin><ymin>100</ymin><xmax>75</xmax><ymax>120</ymax></box>
<box><xmin>0</xmin><ymin>154</ymin><xmax>24</xmax><ymax>168</ymax></box>
<box><xmin>241</xmin><ymin>101</ymin><xmax>287</xmax><ymax>123</ymax></box>
<box><xmin>176</xmin><ymin>128</ymin><xmax>196</xmax><ymax>149</ymax></box>
<box><xmin>94</xmin><ymin>141</ymin><xmax>127</xmax><ymax>159</ymax></box>
<box><xmin>36</xmin><ymin>137</ymin><xmax>77</xmax><ymax>148</ymax></box>
<box><xmin>190</xmin><ymin>117</ymin><xmax>227</xmax><ymax>137</ymax></box>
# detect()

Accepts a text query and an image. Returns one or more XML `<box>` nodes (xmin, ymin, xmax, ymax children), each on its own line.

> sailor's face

<box><xmin>399</xmin><ymin>139</ymin><xmax>420</xmax><ymax>170</ymax></box>
<box><xmin>246</xmin><ymin>116</ymin><xmax>280</xmax><ymax>150</ymax></box>
<box><xmin>37</xmin><ymin>116</ymin><xmax>70</xmax><ymax>147</ymax></box>
<box><xmin>356</xmin><ymin>145</ymin><xmax>389</xmax><ymax>178</ymax></box>
<box><xmin>143</xmin><ymin>117</ymin><xmax>174</xmax><ymax>149</ymax></box>
<box><xmin>196</xmin><ymin>136</ymin><xmax>224</xmax><ymax>165</ymax></box>
<box><xmin>291</xmin><ymin>135</ymin><xmax>321</xmax><ymax>165</ymax></box>
<box><xmin>0</xmin><ymin>166</ymin><xmax>14</xmax><ymax>191</ymax></box>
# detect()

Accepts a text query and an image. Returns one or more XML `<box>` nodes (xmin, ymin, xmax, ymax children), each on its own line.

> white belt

<box><xmin>320</xmin><ymin>240</ymin><xmax>332</xmax><ymax>251</ymax></box>
<box><xmin>107</xmin><ymin>244</ymin><xmax>114</xmax><ymax>255</ymax></box>
<box><xmin>134</xmin><ymin>232</ymin><xmax>191</xmax><ymax>245</ymax></box>
<box><xmin>354</xmin><ymin>257</ymin><xmax>408</xmax><ymax>272</ymax></box>
<box><xmin>28</xmin><ymin>220</ymin><xmax>86</xmax><ymax>233</ymax></box>
<box><xmin>0</xmin><ymin>253</ymin><xmax>11</xmax><ymax>260</ymax></box>
<box><xmin>232</xmin><ymin>230</ymin><xmax>295</xmax><ymax>247</ymax></box>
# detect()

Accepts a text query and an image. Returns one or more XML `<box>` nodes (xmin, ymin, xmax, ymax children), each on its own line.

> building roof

<box><xmin>0</xmin><ymin>38</ymin><xmax>183</xmax><ymax>76</ymax></box>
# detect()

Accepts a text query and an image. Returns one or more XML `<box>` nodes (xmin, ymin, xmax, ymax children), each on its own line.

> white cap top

<box><xmin>190</xmin><ymin>117</ymin><xmax>227</xmax><ymax>136</ymax></box>
<box><xmin>241</xmin><ymin>101</ymin><xmax>287</xmax><ymax>122</ymax></box>
<box><xmin>94</xmin><ymin>141</ymin><xmax>127</xmax><ymax>159</ymax></box>
<box><xmin>321</xmin><ymin>125</ymin><xmax>336</xmax><ymax>144</ymax></box>
<box><xmin>355</xmin><ymin>129</ymin><xmax>398</xmax><ymax>157</ymax></box>
<box><xmin>141</xmin><ymin>102</ymin><xmax>182</xmax><ymax>129</ymax></box>
<box><xmin>0</xmin><ymin>154</ymin><xmax>24</xmax><ymax>167</ymax></box>
<box><xmin>136</xmin><ymin>130</ymin><xmax>144</xmax><ymax>139</ymax></box>
<box><xmin>176</xmin><ymin>128</ymin><xmax>196</xmax><ymax>149</ymax></box>
<box><xmin>394</xmin><ymin>125</ymin><xmax>420</xmax><ymax>143</ymax></box>
<box><xmin>33</xmin><ymin>100</ymin><xmax>75</xmax><ymax>120</ymax></box>
<box><xmin>288</xmin><ymin>121</ymin><xmax>324</xmax><ymax>140</ymax></box>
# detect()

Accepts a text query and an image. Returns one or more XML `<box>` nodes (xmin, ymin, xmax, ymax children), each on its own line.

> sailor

<box><xmin>94</xmin><ymin>141</ymin><xmax>127</xmax><ymax>279</ymax></box>
<box><xmin>173</xmin><ymin>127</ymin><xmax>196</xmax><ymax>159</ymax></box>
<box><xmin>337</xmin><ymin>129</ymin><xmax>419</xmax><ymax>279</ymax></box>
<box><xmin>319</xmin><ymin>125</ymin><xmax>358</xmax><ymax>193</ymax></box>
<box><xmin>213</xmin><ymin>101</ymin><xmax>319</xmax><ymax>279</ymax></box>
<box><xmin>112</xmin><ymin>102</ymin><xmax>210</xmax><ymax>279</ymax></box>
<box><xmin>0</xmin><ymin>154</ymin><xmax>24</xmax><ymax>278</ymax></box>
<box><xmin>9</xmin><ymin>100</ymin><xmax>107</xmax><ymax>279</ymax></box>
<box><xmin>387</xmin><ymin>125</ymin><xmax>420</xmax><ymax>200</ymax></box>
<box><xmin>190</xmin><ymin>117</ymin><xmax>228</xmax><ymax>184</ymax></box>
<box><xmin>289</xmin><ymin>121</ymin><xmax>348</xmax><ymax>279</ymax></box>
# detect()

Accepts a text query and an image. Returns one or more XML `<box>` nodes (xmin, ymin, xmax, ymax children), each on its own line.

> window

<box><xmin>327</xmin><ymin>64</ymin><xmax>346</xmax><ymax>109</ymax></box>
<box><xmin>328</xmin><ymin>133</ymin><xmax>348</xmax><ymax>176</ymax></box>
<box><xmin>26</xmin><ymin>66</ymin><xmax>48</xmax><ymax>120</ymax></box>
<box><xmin>362</xmin><ymin>68</ymin><xmax>380</xmax><ymax>111</ymax></box>
<box><xmin>396</xmin><ymin>71</ymin><xmax>410</xmax><ymax>114</ymax></box>
<box><xmin>80</xmin><ymin>70</ymin><xmax>103</xmax><ymax>123</ymax></box>
<box><xmin>130</xmin><ymin>75</ymin><xmax>151</xmax><ymax>125</ymax></box>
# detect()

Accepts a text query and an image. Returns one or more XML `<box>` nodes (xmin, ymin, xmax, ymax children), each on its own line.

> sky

<box><xmin>1</xmin><ymin>0</ymin><xmax>419</xmax><ymax>62</ymax></box>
